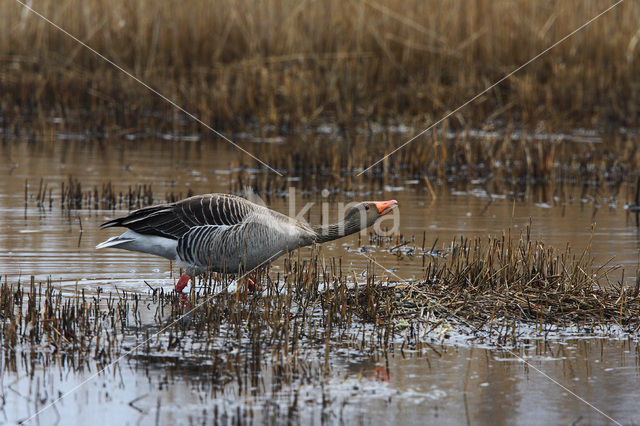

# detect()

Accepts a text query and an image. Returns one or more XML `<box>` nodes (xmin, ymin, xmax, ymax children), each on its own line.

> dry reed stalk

<box><xmin>0</xmin><ymin>0</ymin><xmax>638</xmax><ymax>130</ymax></box>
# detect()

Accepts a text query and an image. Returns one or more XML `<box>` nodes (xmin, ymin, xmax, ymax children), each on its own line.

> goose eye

<box><xmin>365</xmin><ymin>205</ymin><xmax>370</xmax><ymax>210</ymax></box>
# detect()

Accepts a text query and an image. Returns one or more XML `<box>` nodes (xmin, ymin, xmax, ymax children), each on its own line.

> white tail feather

<box><xmin>95</xmin><ymin>230</ymin><xmax>178</xmax><ymax>260</ymax></box>
<box><xmin>96</xmin><ymin>235</ymin><xmax>134</xmax><ymax>249</ymax></box>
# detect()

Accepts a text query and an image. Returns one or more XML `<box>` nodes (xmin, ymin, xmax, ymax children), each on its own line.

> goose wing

<box><xmin>100</xmin><ymin>194</ymin><xmax>256</xmax><ymax>239</ymax></box>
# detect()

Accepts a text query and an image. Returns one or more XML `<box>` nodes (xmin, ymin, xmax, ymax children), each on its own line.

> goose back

<box><xmin>101</xmin><ymin>194</ymin><xmax>255</xmax><ymax>239</ymax></box>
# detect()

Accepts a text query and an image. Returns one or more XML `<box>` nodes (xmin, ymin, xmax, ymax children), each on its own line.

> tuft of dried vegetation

<box><xmin>1</xmin><ymin>0</ymin><xmax>639</xmax><ymax>133</ymax></box>
<box><xmin>370</xmin><ymin>228</ymin><xmax>640</xmax><ymax>341</ymax></box>
<box><xmin>26</xmin><ymin>176</ymin><xmax>195</xmax><ymax>211</ymax></box>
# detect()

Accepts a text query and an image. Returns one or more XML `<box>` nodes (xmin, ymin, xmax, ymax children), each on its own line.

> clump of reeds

<box><xmin>1</xmin><ymin>0</ymin><xmax>638</xmax><ymax>132</ymax></box>
<box><xmin>60</xmin><ymin>177</ymin><xmax>154</xmax><ymax>210</ymax></box>
<box><xmin>26</xmin><ymin>177</ymin><xmax>164</xmax><ymax>211</ymax></box>
<box><xmin>346</xmin><ymin>227</ymin><xmax>640</xmax><ymax>340</ymax></box>
<box><xmin>0</xmin><ymin>276</ymin><xmax>129</xmax><ymax>367</ymax></box>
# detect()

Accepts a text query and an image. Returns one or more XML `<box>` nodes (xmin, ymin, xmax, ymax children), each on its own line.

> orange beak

<box><xmin>373</xmin><ymin>200</ymin><xmax>398</xmax><ymax>216</ymax></box>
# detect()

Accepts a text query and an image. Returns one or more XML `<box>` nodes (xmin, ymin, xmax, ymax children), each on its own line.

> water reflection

<box><xmin>2</xmin><ymin>337</ymin><xmax>637</xmax><ymax>424</ymax></box>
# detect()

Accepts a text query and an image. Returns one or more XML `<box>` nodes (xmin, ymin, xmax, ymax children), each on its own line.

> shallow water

<box><xmin>3</xmin><ymin>336</ymin><xmax>638</xmax><ymax>424</ymax></box>
<box><xmin>1</xmin><ymin>135</ymin><xmax>640</xmax><ymax>423</ymax></box>
<box><xmin>2</xmin><ymin>137</ymin><xmax>639</xmax><ymax>287</ymax></box>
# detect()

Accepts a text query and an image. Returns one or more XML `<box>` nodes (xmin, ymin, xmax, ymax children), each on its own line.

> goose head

<box><xmin>344</xmin><ymin>199</ymin><xmax>398</xmax><ymax>230</ymax></box>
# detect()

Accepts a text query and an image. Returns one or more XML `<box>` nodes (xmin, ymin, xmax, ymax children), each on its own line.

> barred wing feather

<box><xmin>100</xmin><ymin>194</ymin><xmax>255</xmax><ymax>239</ymax></box>
<box><xmin>177</xmin><ymin>220</ymin><xmax>296</xmax><ymax>274</ymax></box>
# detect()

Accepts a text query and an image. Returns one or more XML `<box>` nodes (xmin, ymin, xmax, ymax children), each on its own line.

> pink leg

<box><xmin>179</xmin><ymin>293</ymin><xmax>191</xmax><ymax>308</ymax></box>
<box><xmin>175</xmin><ymin>273</ymin><xmax>191</xmax><ymax>293</ymax></box>
<box><xmin>246</xmin><ymin>276</ymin><xmax>256</xmax><ymax>292</ymax></box>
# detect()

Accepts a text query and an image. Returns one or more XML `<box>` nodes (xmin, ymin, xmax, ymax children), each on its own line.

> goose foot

<box><xmin>179</xmin><ymin>293</ymin><xmax>191</xmax><ymax>308</ymax></box>
<box><xmin>175</xmin><ymin>273</ymin><xmax>191</xmax><ymax>293</ymax></box>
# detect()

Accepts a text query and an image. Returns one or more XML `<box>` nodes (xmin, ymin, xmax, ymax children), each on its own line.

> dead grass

<box><xmin>1</xmin><ymin>0</ymin><xmax>639</xmax><ymax>131</ymax></box>
<box><xmin>366</xmin><ymin>228</ymin><xmax>640</xmax><ymax>339</ymax></box>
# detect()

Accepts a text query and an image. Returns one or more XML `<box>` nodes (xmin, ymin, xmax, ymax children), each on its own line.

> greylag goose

<box><xmin>96</xmin><ymin>193</ymin><xmax>397</xmax><ymax>292</ymax></box>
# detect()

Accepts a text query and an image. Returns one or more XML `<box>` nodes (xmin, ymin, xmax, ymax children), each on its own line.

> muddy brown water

<box><xmin>1</xmin><ymin>135</ymin><xmax>640</xmax><ymax>424</ymax></box>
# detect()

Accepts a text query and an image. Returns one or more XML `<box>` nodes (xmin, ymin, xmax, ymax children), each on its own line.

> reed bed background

<box><xmin>249</xmin><ymin>129</ymin><xmax>640</xmax><ymax>181</ymax></box>
<box><xmin>2</xmin><ymin>0</ymin><xmax>639</xmax><ymax>133</ymax></box>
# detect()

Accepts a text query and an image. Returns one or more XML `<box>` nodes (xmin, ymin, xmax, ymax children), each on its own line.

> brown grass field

<box><xmin>2</xmin><ymin>0</ymin><xmax>639</xmax><ymax>131</ymax></box>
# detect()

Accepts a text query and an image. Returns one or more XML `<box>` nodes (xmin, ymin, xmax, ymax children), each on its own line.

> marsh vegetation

<box><xmin>2</xmin><ymin>0</ymin><xmax>639</xmax><ymax>132</ymax></box>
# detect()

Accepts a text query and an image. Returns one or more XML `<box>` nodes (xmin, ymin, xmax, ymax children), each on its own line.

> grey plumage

<box><xmin>100</xmin><ymin>194</ymin><xmax>252</xmax><ymax>238</ymax></box>
<box><xmin>98</xmin><ymin>194</ymin><xmax>315</xmax><ymax>274</ymax></box>
<box><xmin>97</xmin><ymin>193</ymin><xmax>397</xmax><ymax>276</ymax></box>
